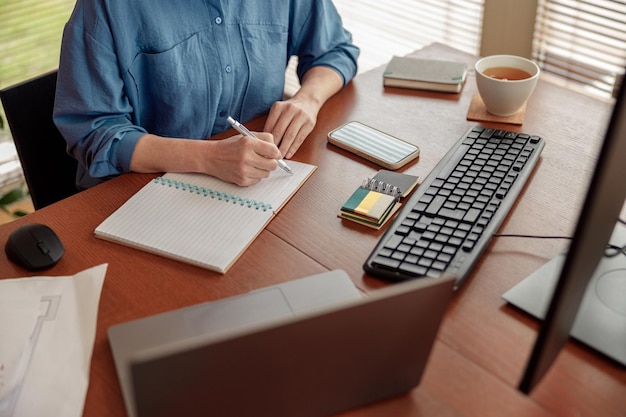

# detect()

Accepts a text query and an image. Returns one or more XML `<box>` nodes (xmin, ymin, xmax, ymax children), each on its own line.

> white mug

<box><xmin>475</xmin><ymin>55</ymin><xmax>540</xmax><ymax>116</ymax></box>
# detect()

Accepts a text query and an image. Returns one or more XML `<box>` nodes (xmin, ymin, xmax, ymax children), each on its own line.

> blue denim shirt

<box><xmin>54</xmin><ymin>0</ymin><xmax>359</xmax><ymax>189</ymax></box>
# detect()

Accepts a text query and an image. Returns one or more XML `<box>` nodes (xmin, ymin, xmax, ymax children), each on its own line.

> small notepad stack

<box><xmin>339</xmin><ymin>170</ymin><xmax>420</xmax><ymax>230</ymax></box>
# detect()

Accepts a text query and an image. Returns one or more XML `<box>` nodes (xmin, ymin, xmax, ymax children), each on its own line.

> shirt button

<box><xmin>219</xmin><ymin>110</ymin><xmax>226</xmax><ymax>117</ymax></box>
<box><xmin>225</xmin><ymin>65</ymin><xmax>232</xmax><ymax>73</ymax></box>
<box><xmin>215</xmin><ymin>17</ymin><xmax>222</xmax><ymax>24</ymax></box>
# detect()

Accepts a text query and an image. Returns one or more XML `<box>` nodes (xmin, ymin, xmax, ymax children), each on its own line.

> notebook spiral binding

<box><xmin>154</xmin><ymin>177</ymin><xmax>273</xmax><ymax>211</ymax></box>
<box><xmin>361</xmin><ymin>177</ymin><xmax>400</xmax><ymax>199</ymax></box>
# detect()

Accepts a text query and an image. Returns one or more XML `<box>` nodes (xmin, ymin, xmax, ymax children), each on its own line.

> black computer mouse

<box><xmin>4</xmin><ymin>223</ymin><xmax>64</xmax><ymax>271</ymax></box>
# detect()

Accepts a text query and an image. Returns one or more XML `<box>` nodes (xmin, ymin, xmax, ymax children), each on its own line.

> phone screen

<box><xmin>328</xmin><ymin>121</ymin><xmax>419</xmax><ymax>170</ymax></box>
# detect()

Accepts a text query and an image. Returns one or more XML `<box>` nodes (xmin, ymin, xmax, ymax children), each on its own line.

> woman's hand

<box><xmin>264</xmin><ymin>66</ymin><xmax>344</xmax><ymax>159</ymax></box>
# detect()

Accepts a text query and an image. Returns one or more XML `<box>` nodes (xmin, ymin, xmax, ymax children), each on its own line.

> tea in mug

<box><xmin>483</xmin><ymin>66</ymin><xmax>532</xmax><ymax>81</ymax></box>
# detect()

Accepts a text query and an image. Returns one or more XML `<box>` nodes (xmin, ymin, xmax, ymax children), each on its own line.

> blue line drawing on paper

<box><xmin>0</xmin><ymin>295</ymin><xmax>61</xmax><ymax>417</ymax></box>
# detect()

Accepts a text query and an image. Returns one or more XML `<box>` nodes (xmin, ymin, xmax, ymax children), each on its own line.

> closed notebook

<box><xmin>95</xmin><ymin>161</ymin><xmax>316</xmax><ymax>273</ymax></box>
<box><xmin>383</xmin><ymin>56</ymin><xmax>468</xmax><ymax>93</ymax></box>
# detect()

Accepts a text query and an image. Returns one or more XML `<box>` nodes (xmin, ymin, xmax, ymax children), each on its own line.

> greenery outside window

<box><xmin>0</xmin><ymin>0</ymin><xmax>75</xmax><ymax>90</ymax></box>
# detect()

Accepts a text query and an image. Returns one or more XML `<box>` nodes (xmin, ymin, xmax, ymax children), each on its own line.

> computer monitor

<box><xmin>517</xmin><ymin>76</ymin><xmax>626</xmax><ymax>393</ymax></box>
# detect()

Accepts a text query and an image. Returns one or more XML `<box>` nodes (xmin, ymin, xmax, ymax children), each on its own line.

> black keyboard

<box><xmin>363</xmin><ymin>126</ymin><xmax>545</xmax><ymax>287</ymax></box>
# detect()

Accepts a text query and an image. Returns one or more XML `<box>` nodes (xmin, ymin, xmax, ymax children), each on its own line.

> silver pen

<box><xmin>226</xmin><ymin>116</ymin><xmax>293</xmax><ymax>175</ymax></box>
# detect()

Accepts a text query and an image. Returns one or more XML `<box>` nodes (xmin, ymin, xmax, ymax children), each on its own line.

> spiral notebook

<box><xmin>95</xmin><ymin>161</ymin><xmax>316</xmax><ymax>273</ymax></box>
<box><xmin>339</xmin><ymin>170</ymin><xmax>420</xmax><ymax>230</ymax></box>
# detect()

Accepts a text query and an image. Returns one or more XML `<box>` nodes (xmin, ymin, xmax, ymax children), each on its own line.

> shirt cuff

<box><xmin>113</xmin><ymin>130</ymin><xmax>146</xmax><ymax>172</ymax></box>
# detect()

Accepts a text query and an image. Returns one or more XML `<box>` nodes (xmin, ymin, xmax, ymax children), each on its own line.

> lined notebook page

<box><xmin>95</xmin><ymin>161</ymin><xmax>316</xmax><ymax>273</ymax></box>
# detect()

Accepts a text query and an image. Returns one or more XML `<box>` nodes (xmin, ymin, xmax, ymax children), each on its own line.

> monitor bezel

<box><xmin>518</xmin><ymin>78</ymin><xmax>626</xmax><ymax>393</ymax></box>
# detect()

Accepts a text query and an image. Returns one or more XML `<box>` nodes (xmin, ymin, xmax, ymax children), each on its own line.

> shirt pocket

<box><xmin>128</xmin><ymin>33</ymin><xmax>211</xmax><ymax>139</ymax></box>
<box><xmin>239</xmin><ymin>24</ymin><xmax>289</xmax><ymax>120</ymax></box>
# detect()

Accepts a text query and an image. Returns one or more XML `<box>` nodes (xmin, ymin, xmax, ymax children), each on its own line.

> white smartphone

<box><xmin>327</xmin><ymin>121</ymin><xmax>420</xmax><ymax>170</ymax></box>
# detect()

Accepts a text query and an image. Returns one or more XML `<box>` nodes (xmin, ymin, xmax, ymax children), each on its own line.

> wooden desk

<box><xmin>1</xmin><ymin>43</ymin><xmax>624</xmax><ymax>416</ymax></box>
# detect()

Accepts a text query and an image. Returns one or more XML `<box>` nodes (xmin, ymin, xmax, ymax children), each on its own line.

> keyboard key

<box><xmin>363</xmin><ymin>126</ymin><xmax>545</xmax><ymax>287</ymax></box>
<box><xmin>372</xmin><ymin>256</ymin><xmax>400</xmax><ymax>270</ymax></box>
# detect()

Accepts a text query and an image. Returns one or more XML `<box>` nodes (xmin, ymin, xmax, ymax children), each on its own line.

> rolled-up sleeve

<box><xmin>53</xmin><ymin>5</ymin><xmax>147</xmax><ymax>189</ymax></box>
<box><xmin>292</xmin><ymin>0</ymin><xmax>359</xmax><ymax>85</ymax></box>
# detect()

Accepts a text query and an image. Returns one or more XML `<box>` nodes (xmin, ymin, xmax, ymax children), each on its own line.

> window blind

<box><xmin>333</xmin><ymin>0</ymin><xmax>484</xmax><ymax>72</ymax></box>
<box><xmin>532</xmin><ymin>0</ymin><xmax>626</xmax><ymax>98</ymax></box>
<box><xmin>285</xmin><ymin>0</ymin><xmax>484</xmax><ymax>95</ymax></box>
<box><xmin>0</xmin><ymin>0</ymin><xmax>75</xmax><ymax>90</ymax></box>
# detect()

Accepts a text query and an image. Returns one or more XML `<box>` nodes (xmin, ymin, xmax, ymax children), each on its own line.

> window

<box><xmin>0</xmin><ymin>0</ymin><xmax>75</xmax><ymax>193</ymax></box>
<box><xmin>533</xmin><ymin>0</ymin><xmax>626</xmax><ymax>98</ymax></box>
<box><xmin>0</xmin><ymin>0</ymin><xmax>75</xmax><ymax>90</ymax></box>
<box><xmin>333</xmin><ymin>0</ymin><xmax>484</xmax><ymax>72</ymax></box>
<box><xmin>285</xmin><ymin>0</ymin><xmax>485</xmax><ymax>95</ymax></box>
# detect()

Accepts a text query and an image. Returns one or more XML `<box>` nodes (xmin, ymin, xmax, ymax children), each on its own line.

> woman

<box><xmin>54</xmin><ymin>0</ymin><xmax>359</xmax><ymax>189</ymax></box>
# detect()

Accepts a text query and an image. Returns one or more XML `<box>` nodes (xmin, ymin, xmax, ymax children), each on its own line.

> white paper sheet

<box><xmin>0</xmin><ymin>264</ymin><xmax>107</xmax><ymax>417</ymax></box>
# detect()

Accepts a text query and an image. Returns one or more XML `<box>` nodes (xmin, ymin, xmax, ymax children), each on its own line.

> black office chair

<box><xmin>0</xmin><ymin>70</ymin><xmax>79</xmax><ymax>209</ymax></box>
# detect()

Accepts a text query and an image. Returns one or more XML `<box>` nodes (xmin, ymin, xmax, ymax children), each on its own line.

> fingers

<box><xmin>237</xmin><ymin>134</ymin><xmax>282</xmax><ymax>169</ymax></box>
<box><xmin>225</xmin><ymin>155</ymin><xmax>276</xmax><ymax>187</ymax></box>
<box><xmin>250</xmin><ymin>131</ymin><xmax>276</xmax><ymax>146</ymax></box>
<box><xmin>205</xmin><ymin>135</ymin><xmax>281</xmax><ymax>186</ymax></box>
<box><xmin>265</xmin><ymin>100</ymin><xmax>316</xmax><ymax>159</ymax></box>
<box><xmin>280</xmin><ymin>118</ymin><xmax>312</xmax><ymax>159</ymax></box>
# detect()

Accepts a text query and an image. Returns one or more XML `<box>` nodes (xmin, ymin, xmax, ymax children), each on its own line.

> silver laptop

<box><xmin>108</xmin><ymin>270</ymin><xmax>455</xmax><ymax>417</ymax></box>
<box><xmin>503</xmin><ymin>221</ymin><xmax>626</xmax><ymax>366</ymax></box>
